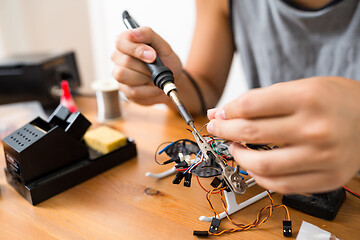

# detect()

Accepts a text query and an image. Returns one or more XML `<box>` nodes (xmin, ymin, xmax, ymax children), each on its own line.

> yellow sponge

<box><xmin>84</xmin><ymin>126</ymin><xmax>127</xmax><ymax>154</ymax></box>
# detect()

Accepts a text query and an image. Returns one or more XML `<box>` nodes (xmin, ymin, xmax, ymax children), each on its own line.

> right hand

<box><xmin>112</xmin><ymin>27</ymin><xmax>183</xmax><ymax>105</ymax></box>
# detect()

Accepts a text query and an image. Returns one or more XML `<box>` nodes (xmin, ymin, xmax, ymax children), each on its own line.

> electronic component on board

<box><xmin>152</xmin><ymin>136</ymin><xmax>292</xmax><ymax>238</ymax></box>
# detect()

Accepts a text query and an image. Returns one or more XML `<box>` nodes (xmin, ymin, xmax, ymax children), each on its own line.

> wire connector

<box><xmin>175</xmin><ymin>161</ymin><xmax>188</xmax><ymax>168</ymax></box>
<box><xmin>209</xmin><ymin>218</ymin><xmax>221</xmax><ymax>233</ymax></box>
<box><xmin>184</xmin><ymin>172</ymin><xmax>192</xmax><ymax>187</ymax></box>
<box><xmin>210</xmin><ymin>177</ymin><xmax>222</xmax><ymax>188</ymax></box>
<box><xmin>283</xmin><ymin>220</ymin><xmax>292</xmax><ymax>237</ymax></box>
<box><xmin>193</xmin><ymin>231</ymin><xmax>209</xmax><ymax>237</ymax></box>
<box><xmin>172</xmin><ymin>172</ymin><xmax>185</xmax><ymax>184</ymax></box>
<box><xmin>162</xmin><ymin>159</ymin><xmax>175</xmax><ymax>165</ymax></box>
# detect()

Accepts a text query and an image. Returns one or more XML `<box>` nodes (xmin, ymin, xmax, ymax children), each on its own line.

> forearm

<box><xmin>164</xmin><ymin>0</ymin><xmax>234</xmax><ymax>116</ymax></box>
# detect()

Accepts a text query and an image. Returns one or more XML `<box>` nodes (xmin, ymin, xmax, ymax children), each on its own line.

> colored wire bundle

<box><xmin>154</xmin><ymin>131</ymin><xmax>290</xmax><ymax>237</ymax></box>
<box><xmin>204</xmin><ymin>187</ymin><xmax>290</xmax><ymax>236</ymax></box>
<box><xmin>154</xmin><ymin>139</ymin><xmax>199</xmax><ymax>165</ymax></box>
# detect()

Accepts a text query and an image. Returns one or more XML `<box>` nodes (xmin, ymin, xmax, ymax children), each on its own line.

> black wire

<box><xmin>344</xmin><ymin>188</ymin><xmax>360</xmax><ymax>199</ymax></box>
<box><xmin>183</xmin><ymin>69</ymin><xmax>207</xmax><ymax>116</ymax></box>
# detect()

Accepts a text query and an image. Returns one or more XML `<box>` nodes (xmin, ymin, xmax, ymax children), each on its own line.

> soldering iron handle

<box><xmin>148</xmin><ymin>60</ymin><xmax>174</xmax><ymax>90</ymax></box>
<box><xmin>122</xmin><ymin>10</ymin><xmax>175</xmax><ymax>90</ymax></box>
<box><xmin>122</xmin><ymin>10</ymin><xmax>195</xmax><ymax>126</ymax></box>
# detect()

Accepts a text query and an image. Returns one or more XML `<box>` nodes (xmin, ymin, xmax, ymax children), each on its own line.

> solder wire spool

<box><xmin>91</xmin><ymin>80</ymin><xmax>121</xmax><ymax>122</ymax></box>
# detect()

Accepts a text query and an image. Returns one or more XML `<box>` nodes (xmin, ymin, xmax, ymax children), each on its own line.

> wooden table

<box><xmin>0</xmin><ymin>97</ymin><xmax>359</xmax><ymax>240</ymax></box>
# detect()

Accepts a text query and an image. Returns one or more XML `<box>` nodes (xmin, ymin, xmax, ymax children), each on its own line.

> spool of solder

<box><xmin>91</xmin><ymin>80</ymin><xmax>121</xmax><ymax>122</ymax></box>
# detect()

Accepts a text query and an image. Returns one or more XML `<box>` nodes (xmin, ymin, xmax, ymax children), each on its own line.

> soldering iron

<box><xmin>122</xmin><ymin>10</ymin><xmax>195</xmax><ymax>129</ymax></box>
<box><xmin>122</xmin><ymin>11</ymin><xmax>246</xmax><ymax>195</ymax></box>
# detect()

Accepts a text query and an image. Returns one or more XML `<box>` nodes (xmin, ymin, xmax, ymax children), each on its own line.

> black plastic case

<box><xmin>2</xmin><ymin>105</ymin><xmax>137</xmax><ymax>205</ymax></box>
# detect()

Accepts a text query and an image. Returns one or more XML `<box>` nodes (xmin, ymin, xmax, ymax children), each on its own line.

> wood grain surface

<box><xmin>0</xmin><ymin>96</ymin><xmax>359</xmax><ymax>240</ymax></box>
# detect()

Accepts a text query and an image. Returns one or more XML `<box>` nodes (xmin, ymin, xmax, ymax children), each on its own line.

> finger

<box><xmin>249</xmin><ymin>170</ymin><xmax>343</xmax><ymax>194</ymax></box>
<box><xmin>113</xmin><ymin>66</ymin><xmax>152</xmax><ymax>86</ymax></box>
<box><xmin>118</xmin><ymin>82</ymin><xmax>163</xmax><ymax>100</ymax></box>
<box><xmin>111</xmin><ymin>51</ymin><xmax>150</xmax><ymax>76</ymax></box>
<box><xmin>223</xmin><ymin>83</ymin><xmax>297</xmax><ymax>120</ymax></box>
<box><xmin>116</xmin><ymin>27</ymin><xmax>173</xmax><ymax>63</ymax></box>
<box><xmin>126</xmin><ymin>27</ymin><xmax>174</xmax><ymax>58</ymax></box>
<box><xmin>207</xmin><ymin>116</ymin><xmax>299</xmax><ymax>143</ymax></box>
<box><xmin>207</xmin><ymin>108</ymin><xmax>218</xmax><ymax>120</ymax></box>
<box><xmin>230</xmin><ymin>143</ymin><xmax>332</xmax><ymax>177</ymax></box>
<box><xmin>115</xmin><ymin>30</ymin><xmax>156</xmax><ymax>63</ymax></box>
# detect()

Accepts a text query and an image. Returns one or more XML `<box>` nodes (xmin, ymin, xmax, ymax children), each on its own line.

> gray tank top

<box><xmin>231</xmin><ymin>0</ymin><xmax>360</xmax><ymax>88</ymax></box>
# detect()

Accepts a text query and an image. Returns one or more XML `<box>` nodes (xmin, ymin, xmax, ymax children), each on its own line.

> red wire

<box><xmin>175</xmin><ymin>168</ymin><xmax>188</xmax><ymax>172</ymax></box>
<box><xmin>343</xmin><ymin>185</ymin><xmax>360</xmax><ymax>198</ymax></box>
<box><xmin>196</xmin><ymin>175</ymin><xmax>209</xmax><ymax>192</ymax></box>
<box><xmin>196</xmin><ymin>176</ymin><xmax>221</xmax><ymax>194</ymax></box>
<box><xmin>192</xmin><ymin>159</ymin><xmax>203</xmax><ymax>169</ymax></box>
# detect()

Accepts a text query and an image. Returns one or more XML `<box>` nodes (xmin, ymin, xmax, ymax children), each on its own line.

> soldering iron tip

<box><xmin>122</xmin><ymin>10</ymin><xmax>130</xmax><ymax>19</ymax></box>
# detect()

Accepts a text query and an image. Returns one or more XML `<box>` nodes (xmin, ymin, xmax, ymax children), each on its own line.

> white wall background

<box><xmin>0</xmin><ymin>0</ymin><xmax>28</xmax><ymax>57</ymax></box>
<box><xmin>0</xmin><ymin>0</ymin><xmax>94</xmax><ymax>91</ymax></box>
<box><xmin>0</xmin><ymin>0</ymin><xmax>247</xmax><ymax>107</ymax></box>
<box><xmin>88</xmin><ymin>0</ymin><xmax>196</xmax><ymax>83</ymax></box>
